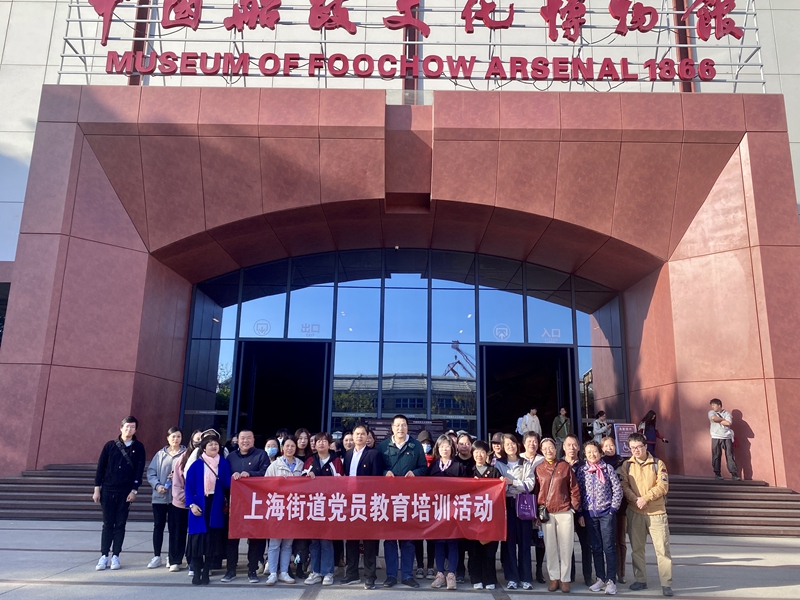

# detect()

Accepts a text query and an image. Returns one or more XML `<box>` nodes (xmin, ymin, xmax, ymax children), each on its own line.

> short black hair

<box><xmin>392</xmin><ymin>414</ymin><xmax>408</xmax><ymax>425</ymax></box>
<box><xmin>352</xmin><ymin>423</ymin><xmax>370</xmax><ymax>435</ymax></box>
<box><xmin>710</xmin><ymin>398</ymin><xmax>722</xmax><ymax>407</ymax></box>
<box><xmin>472</xmin><ymin>440</ymin><xmax>490</xmax><ymax>454</ymax></box>
<box><xmin>522</xmin><ymin>431</ymin><xmax>541</xmax><ymax>444</ymax></box>
<box><xmin>120</xmin><ymin>416</ymin><xmax>138</xmax><ymax>428</ymax></box>
<box><xmin>167</xmin><ymin>426</ymin><xmax>181</xmax><ymax>436</ymax></box>
<box><xmin>199</xmin><ymin>434</ymin><xmax>221</xmax><ymax>453</ymax></box>
<box><xmin>315</xmin><ymin>432</ymin><xmax>333</xmax><ymax>444</ymax></box>
<box><xmin>595</xmin><ymin>411</ymin><xmax>606</xmax><ymax>418</ymax></box>
<box><xmin>628</xmin><ymin>432</ymin><xmax>646</xmax><ymax>445</ymax></box>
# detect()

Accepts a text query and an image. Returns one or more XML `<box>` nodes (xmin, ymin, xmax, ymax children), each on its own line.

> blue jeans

<box><xmin>500</xmin><ymin>497</ymin><xmax>533</xmax><ymax>583</ymax></box>
<box><xmin>587</xmin><ymin>513</ymin><xmax>617</xmax><ymax>583</ymax></box>
<box><xmin>435</xmin><ymin>540</ymin><xmax>458</xmax><ymax>574</ymax></box>
<box><xmin>267</xmin><ymin>538</ymin><xmax>292</xmax><ymax>575</ymax></box>
<box><xmin>384</xmin><ymin>540</ymin><xmax>415</xmax><ymax>581</ymax></box>
<box><xmin>310</xmin><ymin>539</ymin><xmax>334</xmax><ymax>576</ymax></box>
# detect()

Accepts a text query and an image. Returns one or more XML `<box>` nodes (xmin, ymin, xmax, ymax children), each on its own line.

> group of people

<box><xmin>93</xmin><ymin>410</ymin><xmax>699</xmax><ymax>597</ymax></box>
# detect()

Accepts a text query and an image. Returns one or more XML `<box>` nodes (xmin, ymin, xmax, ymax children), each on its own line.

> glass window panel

<box><xmin>479</xmin><ymin>255</ymin><xmax>523</xmax><ymax>290</ymax></box>
<box><xmin>384</xmin><ymin>288</ymin><xmax>428</xmax><ymax>342</ymax></box>
<box><xmin>194</xmin><ymin>272</ymin><xmax>240</xmax><ymax>339</ymax></box>
<box><xmin>184</xmin><ymin>338</ymin><xmax>234</xmax><ymax>415</ymax></box>
<box><xmin>288</xmin><ymin>286</ymin><xmax>333</xmax><ymax>339</ymax></box>
<box><xmin>239</xmin><ymin>288</ymin><xmax>286</xmax><ymax>338</ymax></box>
<box><xmin>333</xmin><ymin>342</ymin><xmax>379</xmax><ymax>417</ymax></box>
<box><xmin>432</xmin><ymin>250</ymin><xmax>475</xmax><ymax>289</ymax></box>
<box><xmin>431</xmin><ymin>289</ymin><xmax>475</xmax><ymax>343</ymax></box>
<box><xmin>220</xmin><ymin>305</ymin><xmax>237</xmax><ymax>339</ymax></box>
<box><xmin>526</xmin><ymin>263</ymin><xmax>571</xmax><ymax>291</ymax></box>
<box><xmin>577</xmin><ymin>295</ymin><xmax>621</xmax><ymax>347</ymax></box>
<box><xmin>292</xmin><ymin>254</ymin><xmax>336</xmax><ymax>289</ymax></box>
<box><xmin>242</xmin><ymin>261</ymin><xmax>287</xmax><ymax>299</ymax></box>
<box><xmin>578</xmin><ymin>346</ymin><xmax>625</xmax><ymax>421</ymax></box>
<box><xmin>197</xmin><ymin>271</ymin><xmax>240</xmax><ymax>306</ymax></box>
<box><xmin>527</xmin><ymin>296</ymin><xmax>574</xmax><ymax>345</ymax></box>
<box><xmin>336</xmin><ymin>287</ymin><xmax>380</xmax><ymax>341</ymax></box>
<box><xmin>385</xmin><ymin>249</ymin><xmax>428</xmax><ymax>288</ymax></box>
<box><xmin>382</xmin><ymin>343</ymin><xmax>428</xmax><ymax>417</ymax></box>
<box><xmin>338</xmin><ymin>250</ymin><xmax>382</xmax><ymax>287</ymax></box>
<box><xmin>479</xmin><ymin>289</ymin><xmax>524</xmax><ymax>343</ymax></box>
<box><xmin>432</xmin><ymin>342</ymin><xmax>477</xmax><ymax>380</ymax></box>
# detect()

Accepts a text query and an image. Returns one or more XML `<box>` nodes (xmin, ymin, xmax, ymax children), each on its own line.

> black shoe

<box><xmin>192</xmin><ymin>572</ymin><xmax>201</xmax><ymax>586</ymax></box>
<box><xmin>201</xmin><ymin>568</ymin><xmax>210</xmax><ymax>585</ymax></box>
<box><xmin>248</xmin><ymin>571</ymin><xmax>259</xmax><ymax>583</ymax></box>
<box><xmin>341</xmin><ymin>576</ymin><xmax>360</xmax><ymax>585</ymax></box>
<box><xmin>630</xmin><ymin>582</ymin><xmax>648</xmax><ymax>591</ymax></box>
<box><xmin>662</xmin><ymin>586</ymin><xmax>674</xmax><ymax>597</ymax></box>
<box><xmin>456</xmin><ymin>576</ymin><xmax>466</xmax><ymax>584</ymax></box>
<box><xmin>714</xmin><ymin>474</ymin><xmax>723</xmax><ymax>480</ymax></box>
<box><xmin>402</xmin><ymin>577</ymin><xmax>421</xmax><ymax>588</ymax></box>
<box><xmin>536</xmin><ymin>570</ymin><xmax>546</xmax><ymax>584</ymax></box>
<box><xmin>220</xmin><ymin>571</ymin><xmax>236</xmax><ymax>583</ymax></box>
<box><xmin>383</xmin><ymin>577</ymin><xmax>397</xmax><ymax>588</ymax></box>
<box><xmin>732</xmin><ymin>475</ymin><xmax>741</xmax><ymax>481</ymax></box>
<box><xmin>365</xmin><ymin>579</ymin><xmax>376</xmax><ymax>590</ymax></box>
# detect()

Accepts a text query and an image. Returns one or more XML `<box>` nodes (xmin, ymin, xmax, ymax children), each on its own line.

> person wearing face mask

<box><xmin>146</xmin><ymin>427</ymin><xmax>186</xmax><ymax>570</ymax></box>
<box><xmin>264</xmin><ymin>438</ymin><xmax>280</xmax><ymax>463</ymax></box>
<box><xmin>577</xmin><ymin>440</ymin><xmax>622</xmax><ymax>595</ymax></box>
<box><xmin>185</xmin><ymin>433</ymin><xmax>232</xmax><ymax>585</ymax></box>
<box><xmin>222</xmin><ymin>429</ymin><xmax>270</xmax><ymax>584</ymax></box>
<box><xmin>414</xmin><ymin>430</ymin><xmax>435</xmax><ymax>580</ymax></box>
<box><xmin>535</xmin><ymin>437</ymin><xmax>580</xmax><ymax>593</ymax></box>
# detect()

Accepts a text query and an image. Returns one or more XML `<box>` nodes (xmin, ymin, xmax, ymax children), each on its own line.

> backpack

<box><xmin>515</xmin><ymin>417</ymin><xmax>524</xmax><ymax>436</ymax></box>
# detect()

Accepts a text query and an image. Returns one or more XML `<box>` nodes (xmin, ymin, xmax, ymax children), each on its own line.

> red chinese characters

<box><xmin>309</xmin><ymin>0</ymin><xmax>357</xmax><ymax>34</ymax></box>
<box><xmin>540</xmin><ymin>0</ymin><xmax>586</xmax><ymax>43</ymax></box>
<box><xmin>90</xmin><ymin>0</ymin><xmax>125</xmax><ymax>46</ymax></box>
<box><xmin>681</xmin><ymin>0</ymin><xmax>743</xmax><ymax>41</ymax></box>
<box><xmin>461</xmin><ymin>0</ymin><xmax>515</xmax><ymax>34</ymax></box>
<box><xmin>384</xmin><ymin>0</ymin><xmax>430</xmax><ymax>38</ymax></box>
<box><xmin>224</xmin><ymin>0</ymin><xmax>281</xmax><ymax>32</ymax></box>
<box><xmin>163</xmin><ymin>0</ymin><xmax>202</xmax><ymax>30</ymax></box>
<box><xmin>608</xmin><ymin>0</ymin><xmax>657</xmax><ymax>36</ymax></box>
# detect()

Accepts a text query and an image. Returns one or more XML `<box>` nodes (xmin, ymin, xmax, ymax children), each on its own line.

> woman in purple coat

<box><xmin>185</xmin><ymin>433</ymin><xmax>231</xmax><ymax>585</ymax></box>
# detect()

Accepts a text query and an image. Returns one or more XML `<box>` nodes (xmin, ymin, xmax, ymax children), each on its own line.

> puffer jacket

<box><xmin>576</xmin><ymin>460</ymin><xmax>623</xmax><ymax>518</ymax></box>
<box><xmin>620</xmin><ymin>453</ymin><xmax>669</xmax><ymax>515</ymax></box>
<box><xmin>534</xmin><ymin>459</ymin><xmax>580</xmax><ymax>514</ymax></box>
<box><xmin>495</xmin><ymin>456</ymin><xmax>536</xmax><ymax>497</ymax></box>
<box><xmin>266</xmin><ymin>456</ymin><xmax>305</xmax><ymax>477</ymax></box>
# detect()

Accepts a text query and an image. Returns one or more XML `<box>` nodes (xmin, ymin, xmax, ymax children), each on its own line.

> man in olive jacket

<box><xmin>620</xmin><ymin>432</ymin><xmax>673</xmax><ymax>597</ymax></box>
<box><xmin>377</xmin><ymin>414</ymin><xmax>427</xmax><ymax>588</ymax></box>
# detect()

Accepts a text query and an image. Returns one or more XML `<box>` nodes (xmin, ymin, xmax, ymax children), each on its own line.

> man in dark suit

<box><xmin>341</xmin><ymin>423</ymin><xmax>383</xmax><ymax>589</ymax></box>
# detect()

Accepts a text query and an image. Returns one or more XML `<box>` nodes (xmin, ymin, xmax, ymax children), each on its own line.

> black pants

<box><xmin>712</xmin><ymin>438</ymin><xmax>738</xmax><ymax>476</ymax></box>
<box><xmin>345</xmin><ymin>540</ymin><xmax>378</xmax><ymax>582</ymax></box>
<box><xmin>100</xmin><ymin>489</ymin><xmax>131</xmax><ymax>556</ymax></box>
<box><xmin>470</xmin><ymin>540</ymin><xmax>498</xmax><ymax>586</ymax></box>
<box><xmin>571</xmin><ymin>515</ymin><xmax>593</xmax><ymax>584</ymax></box>
<box><xmin>168</xmin><ymin>505</ymin><xmax>189</xmax><ymax>565</ymax></box>
<box><xmin>152</xmin><ymin>503</ymin><xmax>169</xmax><ymax>556</ymax></box>
<box><xmin>293</xmin><ymin>539</ymin><xmax>310</xmax><ymax>577</ymax></box>
<box><xmin>414</xmin><ymin>540</ymin><xmax>434</xmax><ymax>570</ymax></box>
<box><xmin>227</xmin><ymin>537</ymin><xmax>267</xmax><ymax>573</ymax></box>
<box><xmin>456</xmin><ymin>539</ymin><xmax>470</xmax><ymax>579</ymax></box>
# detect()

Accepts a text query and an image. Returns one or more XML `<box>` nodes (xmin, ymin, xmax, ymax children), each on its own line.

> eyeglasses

<box><xmin>629</xmin><ymin>444</ymin><xmax>646</xmax><ymax>451</ymax></box>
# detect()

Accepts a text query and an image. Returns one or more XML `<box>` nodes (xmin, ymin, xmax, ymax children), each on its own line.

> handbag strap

<box><xmin>201</xmin><ymin>457</ymin><xmax>219</xmax><ymax>479</ymax></box>
<box><xmin>115</xmin><ymin>439</ymin><xmax>135</xmax><ymax>470</ymax></box>
<box><xmin>543</xmin><ymin>461</ymin><xmax>561</xmax><ymax>508</ymax></box>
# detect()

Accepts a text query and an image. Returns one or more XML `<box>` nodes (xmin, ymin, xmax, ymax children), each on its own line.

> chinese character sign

<box><xmin>613</xmin><ymin>423</ymin><xmax>638</xmax><ymax>457</ymax></box>
<box><xmin>229</xmin><ymin>476</ymin><xmax>506</xmax><ymax>540</ymax></box>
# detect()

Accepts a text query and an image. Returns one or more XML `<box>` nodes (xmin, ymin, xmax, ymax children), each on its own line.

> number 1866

<box><xmin>643</xmin><ymin>57</ymin><xmax>716</xmax><ymax>81</ymax></box>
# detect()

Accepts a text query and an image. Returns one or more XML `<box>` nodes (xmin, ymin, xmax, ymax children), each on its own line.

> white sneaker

<box><xmin>110</xmin><ymin>556</ymin><xmax>121</xmax><ymax>570</ymax></box>
<box><xmin>265</xmin><ymin>573</ymin><xmax>278</xmax><ymax>586</ymax></box>
<box><xmin>165</xmin><ymin>559</ymin><xmax>170</xmax><ymax>569</ymax></box>
<box><xmin>147</xmin><ymin>556</ymin><xmax>162</xmax><ymax>569</ymax></box>
<box><xmin>589</xmin><ymin>577</ymin><xmax>606</xmax><ymax>592</ymax></box>
<box><xmin>304</xmin><ymin>572</ymin><xmax>322</xmax><ymax>585</ymax></box>
<box><xmin>169</xmin><ymin>564</ymin><xmax>181</xmax><ymax>572</ymax></box>
<box><xmin>605</xmin><ymin>580</ymin><xmax>617</xmax><ymax>595</ymax></box>
<box><xmin>278</xmin><ymin>572</ymin><xmax>296</xmax><ymax>584</ymax></box>
<box><xmin>473</xmin><ymin>583</ymin><xmax>484</xmax><ymax>589</ymax></box>
<box><xmin>188</xmin><ymin>570</ymin><xmax>194</xmax><ymax>577</ymax></box>
<box><xmin>95</xmin><ymin>556</ymin><xmax>109</xmax><ymax>571</ymax></box>
<box><xmin>486</xmin><ymin>584</ymin><xmax>495</xmax><ymax>590</ymax></box>
<box><xmin>506</xmin><ymin>581</ymin><xmax>518</xmax><ymax>590</ymax></box>
<box><xmin>322</xmin><ymin>574</ymin><xmax>334</xmax><ymax>586</ymax></box>
<box><xmin>522</xmin><ymin>581</ymin><xmax>533</xmax><ymax>590</ymax></box>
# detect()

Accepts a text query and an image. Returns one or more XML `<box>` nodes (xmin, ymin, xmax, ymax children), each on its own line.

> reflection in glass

<box><xmin>432</xmin><ymin>251</ymin><xmax>475</xmax><ymax>289</ymax></box>
<box><xmin>526</xmin><ymin>263</ymin><xmax>571</xmax><ymax>291</ymax></box>
<box><xmin>386</xmin><ymin>249</ymin><xmax>428</xmax><ymax>288</ymax></box>
<box><xmin>527</xmin><ymin>296</ymin><xmax>574</xmax><ymax>345</ymax></box>
<box><xmin>577</xmin><ymin>296</ymin><xmax>621</xmax><ymax>347</ymax></box>
<box><xmin>336</xmin><ymin>287</ymin><xmax>380</xmax><ymax>341</ymax></box>
<box><xmin>333</xmin><ymin>342</ymin><xmax>379</xmax><ymax>425</ymax></box>
<box><xmin>479</xmin><ymin>290</ymin><xmax>524</xmax><ymax>343</ymax></box>
<box><xmin>431</xmin><ymin>289</ymin><xmax>475</xmax><ymax>344</ymax></box>
<box><xmin>292</xmin><ymin>254</ymin><xmax>336</xmax><ymax>289</ymax></box>
<box><xmin>432</xmin><ymin>342</ymin><xmax>476</xmax><ymax>379</ymax></box>
<box><xmin>578</xmin><ymin>346</ymin><xmax>625</xmax><ymax>420</ymax></box>
<box><xmin>183</xmin><ymin>339</ymin><xmax>234</xmax><ymax>436</ymax></box>
<box><xmin>239</xmin><ymin>290</ymin><xmax>286</xmax><ymax>338</ymax></box>
<box><xmin>194</xmin><ymin>272</ymin><xmax>239</xmax><ymax>339</ymax></box>
<box><xmin>382</xmin><ymin>343</ymin><xmax>427</xmax><ymax>417</ymax></box>
<box><xmin>288</xmin><ymin>286</ymin><xmax>333</xmax><ymax>339</ymax></box>
<box><xmin>479</xmin><ymin>255</ymin><xmax>523</xmax><ymax>290</ymax></box>
<box><xmin>384</xmin><ymin>288</ymin><xmax>428</xmax><ymax>342</ymax></box>
<box><xmin>338</xmin><ymin>250</ymin><xmax>382</xmax><ymax>287</ymax></box>
<box><xmin>431</xmin><ymin>342</ymin><xmax>477</xmax><ymax>435</ymax></box>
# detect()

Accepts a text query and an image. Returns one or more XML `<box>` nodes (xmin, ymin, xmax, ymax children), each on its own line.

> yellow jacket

<box><xmin>620</xmin><ymin>453</ymin><xmax>668</xmax><ymax>515</ymax></box>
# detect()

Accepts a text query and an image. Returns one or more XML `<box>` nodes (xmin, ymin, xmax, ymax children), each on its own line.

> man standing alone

<box><xmin>709</xmin><ymin>399</ymin><xmax>740</xmax><ymax>481</ymax></box>
<box><xmin>621</xmin><ymin>432</ymin><xmax>673</xmax><ymax>597</ymax></box>
<box><xmin>378</xmin><ymin>414</ymin><xmax>428</xmax><ymax>588</ymax></box>
<box><xmin>93</xmin><ymin>416</ymin><xmax>146</xmax><ymax>571</ymax></box>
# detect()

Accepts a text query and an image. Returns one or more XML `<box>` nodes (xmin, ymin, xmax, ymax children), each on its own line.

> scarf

<box><xmin>439</xmin><ymin>459</ymin><xmax>452</xmax><ymax>472</ymax></box>
<box><xmin>586</xmin><ymin>461</ymin><xmax>606</xmax><ymax>484</ymax></box>
<box><xmin>202</xmin><ymin>453</ymin><xmax>220</xmax><ymax>495</ymax></box>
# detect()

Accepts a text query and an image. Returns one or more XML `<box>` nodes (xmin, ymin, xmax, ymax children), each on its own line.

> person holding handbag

<box><xmin>535</xmin><ymin>437</ymin><xmax>581</xmax><ymax>593</ymax></box>
<box><xmin>494</xmin><ymin>433</ymin><xmax>535</xmax><ymax>591</ymax></box>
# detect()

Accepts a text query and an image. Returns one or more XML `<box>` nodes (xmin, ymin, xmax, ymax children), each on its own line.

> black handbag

<box><xmin>537</xmin><ymin>505</ymin><xmax>550</xmax><ymax>523</ymax></box>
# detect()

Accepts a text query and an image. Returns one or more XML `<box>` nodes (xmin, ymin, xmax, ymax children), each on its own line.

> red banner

<box><xmin>229</xmin><ymin>476</ymin><xmax>506</xmax><ymax>541</ymax></box>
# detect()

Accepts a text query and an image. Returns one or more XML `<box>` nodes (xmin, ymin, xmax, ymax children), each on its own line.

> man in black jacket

<box><xmin>93</xmin><ymin>416</ymin><xmax>146</xmax><ymax>571</ymax></box>
<box><xmin>222</xmin><ymin>429</ymin><xmax>270</xmax><ymax>583</ymax></box>
<box><xmin>341</xmin><ymin>423</ymin><xmax>383</xmax><ymax>589</ymax></box>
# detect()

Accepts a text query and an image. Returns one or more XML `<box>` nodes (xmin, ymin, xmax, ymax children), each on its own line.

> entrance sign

<box><xmin>57</xmin><ymin>0</ymin><xmax>763</xmax><ymax>89</ymax></box>
<box><xmin>614</xmin><ymin>423</ymin><xmax>637</xmax><ymax>457</ymax></box>
<box><xmin>229</xmin><ymin>476</ymin><xmax>507</xmax><ymax>540</ymax></box>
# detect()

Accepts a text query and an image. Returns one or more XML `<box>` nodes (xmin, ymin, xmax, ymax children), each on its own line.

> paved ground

<box><xmin>0</xmin><ymin>520</ymin><xmax>797</xmax><ymax>599</ymax></box>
